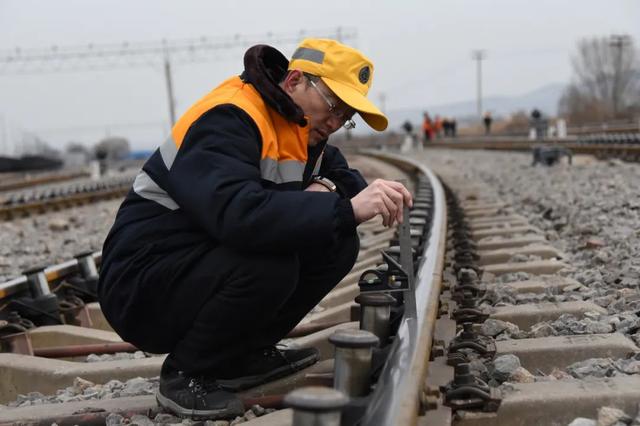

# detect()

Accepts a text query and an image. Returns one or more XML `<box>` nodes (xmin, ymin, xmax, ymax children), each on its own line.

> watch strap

<box><xmin>311</xmin><ymin>176</ymin><xmax>337</xmax><ymax>192</ymax></box>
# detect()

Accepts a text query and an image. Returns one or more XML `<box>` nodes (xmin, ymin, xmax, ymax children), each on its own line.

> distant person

<box><xmin>450</xmin><ymin>118</ymin><xmax>457</xmax><ymax>138</ymax></box>
<box><xmin>483</xmin><ymin>112</ymin><xmax>492</xmax><ymax>135</ymax></box>
<box><xmin>434</xmin><ymin>115</ymin><xmax>443</xmax><ymax>138</ymax></box>
<box><xmin>94</xmin><ymin>146</ymin><xmax>109</xmax><ymax>177</ymax></box>
<box><xmin>442</xmin><ymin>118</ymin><xmax>451</xmax><ymax>137</ymax></box>
<box><xmin>422</xmin><ymin>112</ymin><xmax>434</xmax><ymax>144</ymax></box>
<box><xmin>531</xmin><ymin>109</ymin><xmax>541</xmax><ymax>120</ymax></box>
<box><xmin>530</xmin><ymin>108</ymin><xmax>546</xmax><ymax>140</ymax></box>
<box><xmin>401</xmin><ymin>120</ymin><xmax>417</xmax><ymax>151</ymax></box>
<box><xmin>402</xmin><ymin>120</ymin><xmax>413</xmax><ymax>135</ymax></box>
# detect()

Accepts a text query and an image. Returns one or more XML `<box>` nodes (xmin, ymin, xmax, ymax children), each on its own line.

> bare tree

<box><xmin>94</xmin><ymin>136</ymin><xmax>131</xmax><ymax>161</ymax></box>
<box><xmin>559</xmin><ymin>35</ymin><xmax>640</xmax><ymax>122</ymax></box>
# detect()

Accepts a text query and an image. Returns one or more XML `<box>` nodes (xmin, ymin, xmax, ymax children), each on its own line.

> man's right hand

<box><xmin>350</xmin><ymin>179</ymin><xmax>413</xmax><ymax>227</ymax></box>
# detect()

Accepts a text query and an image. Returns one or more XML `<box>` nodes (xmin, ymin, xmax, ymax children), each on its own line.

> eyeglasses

<box><xmin>308</xmin><ymin>78</ymin><xmax>356</xmax><ymax>130</ymax></box>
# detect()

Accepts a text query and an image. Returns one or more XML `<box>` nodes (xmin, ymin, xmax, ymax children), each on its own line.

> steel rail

<box><xmin>0</xmin><ymin>187</ymin><xmax>129</xmax><ymax>220</ymax></box>
<box><xmin>359</xmin><ymin>150</ymin><xmax>447</xmax><ymax>426</ymax></box>
<box><xmin>425</xmin><ymin>138</ymin><xmax>640</xmax><ymax>154</ymax></box>
<box><xmin>0</xmin><ymin>252</ymin><xmax>102</xmax><ymax>299</ymax></box>
<box><xmin>0</xmin><ymin>171</ymin><xmax>90</xmax><ymax>192</ymax></box>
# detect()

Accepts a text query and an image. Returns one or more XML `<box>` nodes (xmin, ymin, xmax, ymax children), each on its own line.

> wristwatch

<box><xmin>311</xmin><ymin>176</ymin><xmax>337</xmax><ymax>192</ymax></box>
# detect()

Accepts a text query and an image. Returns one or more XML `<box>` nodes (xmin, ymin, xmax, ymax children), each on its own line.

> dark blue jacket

<box><xmin>98</xmin><ymin>45</ymin><xmax>367</xmax><ymax>320</ymax></box>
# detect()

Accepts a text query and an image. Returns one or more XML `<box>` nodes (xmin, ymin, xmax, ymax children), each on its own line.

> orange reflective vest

<box><xmin>168</xmin><ymin>76</ymin><xmax>311</xmax><ymax>185</ymax></box>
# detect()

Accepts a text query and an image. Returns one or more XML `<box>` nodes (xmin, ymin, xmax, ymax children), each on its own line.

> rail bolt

<box><xmin>74</xmin><ymin>251</ymin><xmax>99</xmax><ymax>280</ymax></box>
<box><xmin>22</xmin><ymin>265</ymin><xmax>50</xmax><ymax>297</ymax></box>
<box><xmin>354</xmin><ymin>293</ymin><xmax>395</xmax><ymax>345</ymax></box>
<box><xmin>328</xmin><ymin>329</ymin><xmax>379</xmax><ymax>397</ymax></box>
<box><xmin>284</xmin><ymin>386</ymin><xmax>348</xmax><ymax>426</ymax></box>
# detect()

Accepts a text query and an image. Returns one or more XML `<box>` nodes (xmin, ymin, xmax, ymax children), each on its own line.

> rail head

<box><xmin>359</xmin><ymin>150</ymin><xmax>447</xmax><ymax>426</ymax></box>
<box><xmin>0</xmin><ymin>252</ymin><xmax>102</xmax><ymax>299</ymax></box>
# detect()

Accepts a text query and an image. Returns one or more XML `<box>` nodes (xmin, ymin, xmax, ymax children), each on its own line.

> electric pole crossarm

<box><xmin>0</xmin><ymin>27</ymin><xmax>357</xmax><ymax>74</ymax></box>
<box><xmin>0</xmin><ymin>27</ymin><xmax>357</xmax><ymax>138</ymax></box>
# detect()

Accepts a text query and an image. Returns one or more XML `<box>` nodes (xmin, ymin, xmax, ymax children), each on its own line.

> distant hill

<box><xmin>380</xmin><ymin>82</ymin><xmax>566</xmax><ymax>132</ymax></box>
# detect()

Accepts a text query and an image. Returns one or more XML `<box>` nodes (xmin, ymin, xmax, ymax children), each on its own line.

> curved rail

<box><xmin>0</xmin><ymin>152</ymin><xmax>446</xmax><ymax>425</ymax></box>
<box><xmin>359</xmin><ymin>150</ymin><xmax>447</xmax><ymax>425</ymax></box>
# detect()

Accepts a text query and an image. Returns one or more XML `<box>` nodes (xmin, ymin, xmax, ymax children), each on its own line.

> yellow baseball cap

<box><xmin>288</xmin><ymin>38</ymin><xmax>388</xmax><ymax>131</ymax></box>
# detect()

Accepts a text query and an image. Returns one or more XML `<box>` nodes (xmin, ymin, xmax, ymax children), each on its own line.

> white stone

<box><xmin>568</xmin><ymin>418</ymin><xmax>596</xmax><ymax>426</ymax></box>
<box><xmin>597</xmin><ymin>406</ymin><xmax>632</xmax><ymax>426</ymax></box>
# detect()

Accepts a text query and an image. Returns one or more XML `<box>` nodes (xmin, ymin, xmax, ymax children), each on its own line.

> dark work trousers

<box><xmin>153</xmin><ymin>232</ymin><xmax>360</xmax><ymax>377</ymax></box>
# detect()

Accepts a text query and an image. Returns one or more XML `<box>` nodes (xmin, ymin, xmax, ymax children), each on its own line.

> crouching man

<box><xmin>99</xmin><ymin>38</ymin><xmax>411</xmax><ymax>419</ymax></box>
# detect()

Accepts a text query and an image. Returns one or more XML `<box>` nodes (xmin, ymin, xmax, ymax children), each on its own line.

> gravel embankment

<box><xmin>0</xmin><ymin>199</ymin><xmax>122</xmax><ymax>282</ymax></box>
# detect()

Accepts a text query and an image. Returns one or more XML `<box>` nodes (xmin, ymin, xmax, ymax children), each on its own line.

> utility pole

<box><xmin>471</xmin><ymin>50</ymin><xmax>486</xmax><ymax>119</ymax></box>
<box><xmin>162</xmin><ymin>40</ymin><xmax>176</xmax><ymax>127</ymax></box>
<box><xmin>0</xmin><ymin>114</ymin><xmax>5</xmax><ymax>156</ymax></box>
<box><xmin>609</xmin><ymin>34</ymin><xmax>631</xmax><ymax>117</ymax></box>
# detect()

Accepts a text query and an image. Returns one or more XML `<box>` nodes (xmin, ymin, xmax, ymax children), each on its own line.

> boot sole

<box><xmin>156</xmin><ymin>391</ymin><xmax>244</xmax><ymax>420</ymax></box>
<box><xmin>217</xmin><ymin>351</ymin><xmax>319</xmax><ymax>391</ymax></box>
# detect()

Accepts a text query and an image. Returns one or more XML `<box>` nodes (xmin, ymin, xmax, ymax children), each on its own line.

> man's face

<box><xmin>283</xmin><ymin>71</ymin><xmax>355</xmax><ymax>146</ymax></box>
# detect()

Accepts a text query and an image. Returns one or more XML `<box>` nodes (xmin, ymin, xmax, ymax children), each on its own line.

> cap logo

<box><xmin>358</xmin><ymin>66</ymin><xmax>370</xmax><ymax>84</ymax></box>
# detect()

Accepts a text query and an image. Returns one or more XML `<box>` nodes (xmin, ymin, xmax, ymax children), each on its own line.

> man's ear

<box><xmin>281</xmin><ymin>69</ymin><xmax>305</xmax><ymax>95</ymax></box>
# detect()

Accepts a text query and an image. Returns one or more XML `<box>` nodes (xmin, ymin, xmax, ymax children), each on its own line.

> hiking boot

<box><xmin>218</xmin><ymin>345</ymin><xmax>319</xmax><ymax>391</ymax></box>
<box><xmin>157</xmin><ymin>367</ymin><xmax>244</xmax><ymax>419</ymax></box>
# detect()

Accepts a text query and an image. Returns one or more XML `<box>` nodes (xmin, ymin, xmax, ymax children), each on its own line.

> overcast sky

<box><xmin>1</xmin><ymin>0</ymin><xmax>639</xmax><ymax>152</ymax></box>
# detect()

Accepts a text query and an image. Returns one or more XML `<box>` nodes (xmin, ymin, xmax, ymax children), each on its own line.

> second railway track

<box><xmin>0</xmin><ymin>174</ymin><xmax>135</xmax><ymax>221</ymax></box>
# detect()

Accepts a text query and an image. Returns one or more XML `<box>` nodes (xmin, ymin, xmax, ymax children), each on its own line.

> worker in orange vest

<box><xmin>434</xmin><ymin>115</ymin><xmax>443</xmax><ymax>138</ymax></box>
<box><xmin>422</xmin><ymin>112</ymin><xmax>433</xmax><ymax>144</ymax></box>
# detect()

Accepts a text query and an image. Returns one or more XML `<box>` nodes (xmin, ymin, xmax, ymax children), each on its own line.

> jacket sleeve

<box><xmin>164</xmin><ymin>105</ymin><xmax>356</xmax><ymax>253</ymax></box>
<box><xmin>318</xmin><ymin>144</ymin><xmax>368</xmax><ymax>198</ymax></box>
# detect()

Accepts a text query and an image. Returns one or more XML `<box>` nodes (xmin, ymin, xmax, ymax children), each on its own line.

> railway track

<box><xmin>426</xmin><ymin>134</ymin><xmax>640</xmax><ymax>163</ymax></box>
<box><xmin>0</xmin><ymin>174</ymin><xmax>135</xmax><ymax>221</ymax></box>
<box><xmin>0</xmin><ymin>170</ymin><xmax>90</xmax><ymax>193</ymax></box>
<box><xmin>0</xmin><ymin>151</ymin><xmax>638</xmax><ymax>425</ymax></box>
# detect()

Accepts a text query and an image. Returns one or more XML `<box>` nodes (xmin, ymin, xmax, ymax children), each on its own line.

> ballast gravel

<box><xmin>566</xmin><ymin>404</ymin><xmax>640</xmax><ymax>426</ymax></box>
<box><xmin>418</xmin><ymin>150</ymin><xmax>640</xmax><ymax>305</ymax></box>
<box><xmin>1</xmin><ymin>376</ymin><xmax>273</xmax><ymax>425</ymax></box>
<box><xmin>0</xmin><ymin>200</ymin><xmax>122</xmax><ymax>282</ymax></box>
<box><xmin>423</xmin><ymin>149</ymin><xmax>640</xmax><ymax>387</ymax></box>
<box><xmin>421</xmin><ymin>153</ymin><xmax>639</xmax><ymax>298</ymax></box>
<box><xmin>2</xmin><ymin>376</ymin><xmax>158</xmax><ymax>408</ymax></box>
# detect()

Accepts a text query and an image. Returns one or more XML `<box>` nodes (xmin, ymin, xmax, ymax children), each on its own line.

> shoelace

<box><xmin>189</xmin><ymin>377</ymin><xmax>222</xmax><ymax>393</ymax></box>
<box><xmin>262</xmin><ymin>344</ymin><xmax>294</xmax><ymax>366</ymax></box>
<box><xmin>187</xmin><ymin>376</ymin><xmax>222</xmax><ymax>416</ymax></box>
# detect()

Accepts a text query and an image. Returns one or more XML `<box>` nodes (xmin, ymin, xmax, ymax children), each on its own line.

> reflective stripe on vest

<box><xmin>133</xmin><ymin>170</ymin><xmax>179</xmax><ymax>210</ymax></box>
